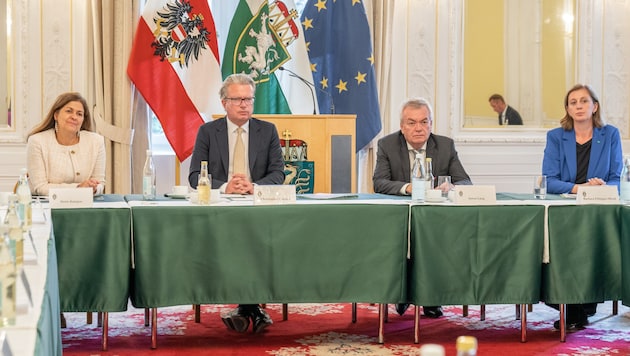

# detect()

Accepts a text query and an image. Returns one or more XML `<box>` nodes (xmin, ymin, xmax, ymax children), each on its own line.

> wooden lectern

<box><xmin>215</xmin><ymin>114</ymin><xmax>356</xmax><ymax>193</ymax></box>
<box><xmin>258</xmin><ymin>114</ymin><xmax>356</xmax><ymax>193</ymax></box>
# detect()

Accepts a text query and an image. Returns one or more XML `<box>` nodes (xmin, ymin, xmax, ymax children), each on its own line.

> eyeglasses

<box><xmin>225</xmin><ymin>97</ymin><xmax>255</xmax><ymax>105</ymax></box>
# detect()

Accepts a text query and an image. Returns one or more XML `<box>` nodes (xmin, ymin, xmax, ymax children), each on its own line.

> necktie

<box><xmin>410</xmin><ymin>149</ymin><xmax>425</xmax><ymax>169</ymax></box>
<box><xmin>233</xmin><ymin>127</ymin><xmax>246</xmax><ymax>174</ymax></box>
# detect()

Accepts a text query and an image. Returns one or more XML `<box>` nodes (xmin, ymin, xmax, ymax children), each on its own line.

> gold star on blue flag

<box><xmin>301</xmin><ymin>0</ymin><xmax>382</xmax><ymax>151</ymax></box>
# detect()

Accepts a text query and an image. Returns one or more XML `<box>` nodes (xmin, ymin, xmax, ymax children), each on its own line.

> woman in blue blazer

<box><xmin>543</xmin><ymin>85</ymin><xmax>623</xmax><ymax>194</ymax></box>
<box><xmin>542</xmin><ymin>84</ymin><xmax>623</xmax><ymax>330</ymax></box>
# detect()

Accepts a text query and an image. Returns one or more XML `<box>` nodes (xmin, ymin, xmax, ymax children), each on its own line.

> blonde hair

<box><xmin>219</xmin><ymin>74</ymin><xmax>256</xmax><ymax>99</ymax></box>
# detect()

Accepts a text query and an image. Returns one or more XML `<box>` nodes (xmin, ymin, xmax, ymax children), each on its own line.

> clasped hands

<box><xmin>226</xmin><ymin>173</ymin><xmax>253</xmax><ymax>195</ymax></box>
<box><xmin>571</xmin><ymin>177</ymin><xmax>606</xmax><ymax>193</ymax></box>
<box><xmin>78</xmin><ymin>178</ymin><xmax>101</xmax><ymax>194</ymax></box>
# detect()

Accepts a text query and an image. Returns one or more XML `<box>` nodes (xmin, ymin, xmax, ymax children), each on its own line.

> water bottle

<box><xmin>0</xmin><ymin>228</ymin><xmax>16</xmax><ymax>327</ymax></box>
<box><xmin>419</xmin><ymin>344</ymin><xmax>445</xmax><ymax>356</ymax></box>
<box><xmin>3</xmin><ymin>195</ymin><xmax>23</xmax><ymax>267</ymax></box>
<box><xmin>425</xmin><ymin>157</ymin><xmax>435</xmax><ymax>193</ymax></box>
<box><xmin>15</xmin><ymin>168</ymin><xmax>32</xmax><ymax>230</ymax></box>
<box><xmin>456</xmin><ymin>335</ymin><xmax>478</xmax><ymax>356</ymax></box>
<box><xmin>620</xmin><ymin>155</ymin><xmax>630</xmax><ymax>203</ymax></box>
<box><xmin>411</xmin><ymin>153</ymin><xmax>427</xmax><ymax>202</ymax></box>
<box><xmin>197</xmin><ymin>161</ymin><xmax>211</xmax><ymax>205</ymax></box>
<box><xmin>142</xmin><ymin>149</ymin><xmax>156</xmax><ymax>200</ymax></box>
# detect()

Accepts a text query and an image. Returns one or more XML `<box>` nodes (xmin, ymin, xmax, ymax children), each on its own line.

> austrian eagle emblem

<box><xmin>151</xmin><ymin>0</ymin><xmax>212</xmax><ymax>67</ymax></box>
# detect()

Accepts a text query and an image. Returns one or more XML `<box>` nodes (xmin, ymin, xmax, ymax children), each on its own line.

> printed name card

<box><xmin>253</xmin><ymin>185</ymin><xmax>296</xmax><ymax>205</ymax></box>
<box><xmin>49</xmin><ymin>188</ymin><xmax>93</xmax><ymax>208</ymax></box>
<box><xmin>453</xmin><ymin>185</ymin><xmax>497</xmax><ymax>205</ymax></box>
<box><xmin>576</xmin><ymin>186</ymin><xmax>619</xmax><ymax>205</ymax></box>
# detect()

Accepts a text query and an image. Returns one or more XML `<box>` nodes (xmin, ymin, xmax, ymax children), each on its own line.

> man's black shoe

<box><xmin>251</xmin><ymin>306</ymin><xmax>273</xmax><ymax>333</ymax></box>
<box><xmin>396</xmin><ymin>303</ymin><xmax>410</xmax><ymax>316</ymax></box>
<box><xmin>423</xmin><ymin>306</ymin><xmax>443</xmax><ymax>318</ymax></box>
<box><xmin>553</xmin><ymin>317</ymin><xmax>588</xmax><ymax>330</ymax></box>
<box><xmin>221</xmin><ymin>307</ymin><xmax>251</xmax><ymax>333</ymax></box>
<box><xmin>583</xmin><ymin>304</ymin><xmax>597</xmax><ymax>317</ymax></box>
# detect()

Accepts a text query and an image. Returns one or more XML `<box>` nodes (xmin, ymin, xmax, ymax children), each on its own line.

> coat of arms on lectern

<box><xmin>281</xmin><ymin>130</ymin><xmax>314</xmax><ymax>194</ymax></box>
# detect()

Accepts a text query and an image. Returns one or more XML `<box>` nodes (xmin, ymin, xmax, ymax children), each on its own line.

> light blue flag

<box><xmin>300</xmin><ymin>0</ymin><xmax>382</xmax><ymax>151</ymax></box>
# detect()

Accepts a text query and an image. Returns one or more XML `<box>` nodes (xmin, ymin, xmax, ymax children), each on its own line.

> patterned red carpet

<box><xmin>61</xmin><ymin>302</ymin><xmax>630</xmax><ymax>355</ymax></box>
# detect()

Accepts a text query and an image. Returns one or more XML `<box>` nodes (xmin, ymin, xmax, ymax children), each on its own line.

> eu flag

<box><xmin>300</xmin><ymin>0</ymin><xmax>382</xmax><ymax>151</ymax></box>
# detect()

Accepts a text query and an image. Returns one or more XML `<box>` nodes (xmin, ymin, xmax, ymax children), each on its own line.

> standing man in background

<box><xmin>489</xmin><ymin>93</ymin><xmax>523</xmax><ymax>125</ymax></box>
<box><xmin>189</xmin><ymin>73</ymin><xmax>285</xmax><ymax>333</ymax></box>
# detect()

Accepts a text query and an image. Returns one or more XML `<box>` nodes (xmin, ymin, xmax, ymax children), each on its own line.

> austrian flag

<box><xmin>127</xmin><ymin>0</ymin><xmax>224</xmax><ymax>161</ymax></box>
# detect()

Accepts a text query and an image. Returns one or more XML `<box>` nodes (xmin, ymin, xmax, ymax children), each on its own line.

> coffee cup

<box><xmin>172</xmin><ymin>185</ymin><xmax>188</xmax><ymax>195</ymax></box>
<box><xmin>426</xmin><ymin>189</ymin><xmax>442</xmax><ymax>201</ymax></box>
<box><xmin>0</xmin><ymin>192</ymin><xmax>10</xmax><ymax>206</ymax></box>
<box><xmin>211</xmin><ymin>189</ymin><xmax>221</xmax><ymax>202</ymax></box>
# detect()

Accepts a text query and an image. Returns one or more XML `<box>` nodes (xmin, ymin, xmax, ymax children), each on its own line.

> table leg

<box><xmin>151</xmin><ymin>308</ymin><xmax>158</xmax><ymax>349</ymax></box>
<box><xmin>378</xmin><ymin>304</ymin><xmax>385</xmax><ymax>344</ymax></box>
<box><xmin>520</xmin><ymin>304</ymin><xmax>527</xmax><ymax>343</ymax></box>
<box><xmin>413</xmin><ymin>305</ymin><xmax>420</xmax><ymax>344</ymax></box>
<box><xmin>560</xmin><ymin>304</ymin><xmax>566</xmax><ymax>342</ymax></box>
<box><xmin>101</xmin><ymin>312</ymin><xmax>108</xmax><ymax>351</ymax></box>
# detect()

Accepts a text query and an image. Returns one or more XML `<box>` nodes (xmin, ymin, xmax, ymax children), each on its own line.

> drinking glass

<box><xmin>437</xmin><ymin>176</ymin><xmax>452</xmax><ymax>199</ymax></box>
<box><xmin>534</xmin><ymin>175</ymin><xmax>547</xmax><ymax>199</ymax></box>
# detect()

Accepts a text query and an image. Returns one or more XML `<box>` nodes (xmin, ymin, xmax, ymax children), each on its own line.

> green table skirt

<box><xmin>131</xmin><ymin>204</ymin><xmax>409</xmax><ymax>308</ymax></box>
<box><xmin>543</xmin><ymin>205</ymin><xmax>622</xmax><ymax>304</ymax></box>
<box><xmin>622</xmin><ymin>206</ymin><xmax>630</xmax><ymax>307</ymax></box>
<box><xmin>410</xmin><ymin>205</ymin><xmax>545</xmax><ymax>305</ymax></box>
<box><xmin>52</xmin><ymin>207</ymin><xmax>131</xmax><ymax>312</ymax></box>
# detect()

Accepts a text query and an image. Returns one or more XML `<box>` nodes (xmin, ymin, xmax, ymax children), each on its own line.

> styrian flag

<box><xmin>219</xmin><ymin>0</ymin><xmax>316</xmax><ymax>115</ymax></box>
<box><xmin>127</xmin><ymin>0</ymin><xmax>224</xmax><ymax>161</ymax></box>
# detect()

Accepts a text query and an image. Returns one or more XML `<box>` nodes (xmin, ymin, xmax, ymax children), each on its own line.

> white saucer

<box><xmin>425</xmin><ymin>197</ymin><xmax>447</xmax><ymax>203</ymax></box>
<box><xmin>165</xmin><ymin>193</ymin><xmax>188</xmax><ymax>199</ymax></box>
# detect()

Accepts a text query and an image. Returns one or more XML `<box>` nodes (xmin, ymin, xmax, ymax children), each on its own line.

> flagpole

<box><xmin>175</xmin><ymin>158</ymin><xmax>181</xmax><ymax>186</ymax></box>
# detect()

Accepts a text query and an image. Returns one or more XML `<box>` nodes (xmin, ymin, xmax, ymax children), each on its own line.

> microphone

<box><xmin>278</xmin><ymin>66</ymin><xmax>335</xmax><ymax>114</ymax></box>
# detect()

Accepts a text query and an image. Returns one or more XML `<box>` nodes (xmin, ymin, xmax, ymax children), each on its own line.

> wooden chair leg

<box><xmin>613</xmin><ymin>300</ymin><xmax>618</xmax><ymax>315</ymax></box>
<box><xmin>282</xmin><ymin>303</ymin><xmax>288</xmax><ymax>321</ymax></box>
<box><xmin>144</xmin><ymin>308</ymin><xmax>150</xmax><ymax>326</ymax></box>
<box><xmin>86</xmin><ymin>312</ymin><xmax>93</xmax><ymax>324</ymax></box>
<box><xmin>528</xmin><ymin>303</ymin><xmax>533</xmax><ymax>312</ymax></box>
<box><xmin>515</xmin><ymin>304</ymin><xmax>521</xmax><ymax>320</ymax></box>
<box><xmin>194</xmin><ymin>304</ymin><xmax>201</xmax><ymax>323</ymax></box>
<box><xmin>462</xmin><ymin>305</ymin><xmax>469</xmax><ymax>317</ymax></box>
<box><xmin>480</xmin><ymin>305</ymin><xmax>486</xmax><ymax>321</ymax></box>
<box><xmin>351</xmin><ymin>303</ymin><xmax>357</xmax><ymax>323</ymax></box>
<box><xmin>97</xmin><ymin>312</ymin><xmax>103</xmax><ymax>327</ymax></box>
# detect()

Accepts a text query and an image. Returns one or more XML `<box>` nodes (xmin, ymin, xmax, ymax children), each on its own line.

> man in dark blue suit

<box><xmin>489</xmin><ymin>94</ymin><xmax>523</xmax><ymax>125</ymax></box>
<box><xmin>189</xmin><ymin>73</ymin><xmax>285</xmax><ymax>333</ymax></box>
<box><xmin>373</xmin><ymin>97</ymin><xmax>472</xmax><ymax>318</ymax></box>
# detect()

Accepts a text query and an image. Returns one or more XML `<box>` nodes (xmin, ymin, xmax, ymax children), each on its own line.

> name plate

<box><xmin>453</xmin><ymin>185</ymin><xmax>497</xmax><ymax>205</ymax></box>
<box><xmin>576</xmin><ymin>186</ymin><xmax>619</xmax><ymax>205</ymax></box>
<box><xmin>49</xmin><ymin>188</ymin><xmax>93</xmax><ymax>208</ymax></box>
<box><xmin>253</xmin><ymin>185</ymin><xmax>296</xmax><ymax>205</ymax></box>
